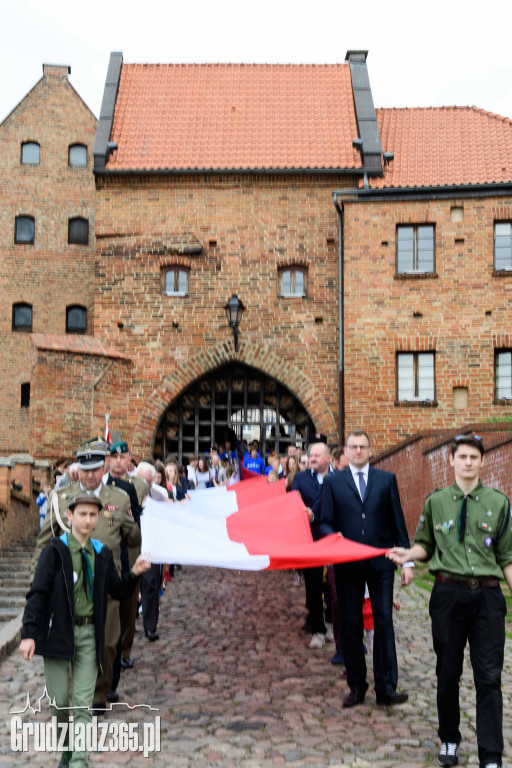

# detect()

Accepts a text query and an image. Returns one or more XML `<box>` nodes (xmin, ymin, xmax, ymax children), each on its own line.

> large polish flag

<box><xmin>141</xmin><ymin>475</ymin><xmax>388</xmax><ymax>571</ymax></box>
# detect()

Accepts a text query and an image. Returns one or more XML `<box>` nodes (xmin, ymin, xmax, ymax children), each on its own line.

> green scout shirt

<box><xmin>67</xmin><ymin>532</ymin><xmax>95</xmax><ymax>619</ymax></box>
<box><xmin>414</xmin><ymin>481</ymin><xmax>512</xmax><ymax>579</ymax></box>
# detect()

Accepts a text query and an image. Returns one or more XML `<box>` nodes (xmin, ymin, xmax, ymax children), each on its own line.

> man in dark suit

<box><xmin>320</xmin><ymin>430</ymin><xmax>412</xmax><ymax>707</ymax></box>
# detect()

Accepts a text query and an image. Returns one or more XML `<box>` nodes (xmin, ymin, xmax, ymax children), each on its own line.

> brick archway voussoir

<box><xmin>131</xmin><ymin>342</ymin><xmax>337</xmax><ymax>455</ymax></box>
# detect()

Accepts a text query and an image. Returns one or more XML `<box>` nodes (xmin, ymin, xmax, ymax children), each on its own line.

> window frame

<box><xmin>20</xmin><ymin>383</ymin><xmax>30</xmax><ymax>409</ymax></box>
<box><xmin>495</xmin><ymin>349</ymin><xmax>512</xmax><ymax>400</ymax></box>
<box><xmin>21</xmin><ymin>142</ymin><xmax>40</xmax><ymax>165</ymax></box>
<box><xmin>68</xmin><ymin>217</ymin><xmax>89</xmax><ymax>246</ymax></box>
<box><xmin>66</xmin><ymin>305</ymin><xmax>87</xmax><ymax>334</ymax></box>
<box><xmin>494</xmin><ymin>221</ymin><xmax>512</xmax><ymax>271</ymax></box>
<box><xmin>68</xmin><ymin>144</ymin><xmax>87</xmax><ymax>168</ymax></box>
<box><xmin>396</xmin><ymin>224</ymin><xmax>435</xmax><ymax>275</ymax></box>
<box><xmin>278</xmin><ymin>266</ymin><xmax>307</xmax><ymax>298</ymax></box>
<box><xmin>396</xmin><ymin>351</ymin><xmax>436</xmax><ymax>403</ymax></box>
<box><xmin>162</xmin><ymin>267</ymin><xmax>190</xmax><ymax>297</ymax></box>
<box><xmin>12</xmin><ymin>303</ymin><xmax>33</xmax><ymax>332</ymax></box>
<box><xmin>14</xmin><ymin>216</ymin><xmax>35</xmax><ymax>245</ymax></box>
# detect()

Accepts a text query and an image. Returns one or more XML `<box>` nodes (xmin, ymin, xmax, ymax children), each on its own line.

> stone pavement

<box><xmin>2</xmin><ymin>566</ymin><xmax>512</xmax><ymax>767</ymax></box>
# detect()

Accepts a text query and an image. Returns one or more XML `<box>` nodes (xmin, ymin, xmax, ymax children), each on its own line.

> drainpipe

<box><xmin>333</xmin><ymin>192</ymin><xmax>344</xmax><ymax>444</ymax></box>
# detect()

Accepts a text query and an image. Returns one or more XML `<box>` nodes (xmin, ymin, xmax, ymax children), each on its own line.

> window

<box><xmin>12</xmin><ymin>303</ymin><xmax>33</xmax><ymax>332</ymax></box>
<box><xmin>495</xmin><ymin>350</ymin><xmax>512</xmax><ymax>399</ymax></box>
<box><xmin>66</xmin><ymin>305</ymin><xmax>87</xmax><ymax>334</ymax></box>
<box><xmin>21</xmin><ymin>383</ymin><xmax>30</xmax><ymax>408</ymax></box>
<box><xmin>68</xmin><ymin>217</ymin><xmax>89</xmax><ymax>245</ymax></box>
<box><xmin>279</xmin><ymin>267</ymin><xmax>307</xmax><ymax>297</ymax></box>
<box><xmin>494</xmin><ymin>222</ymin><xmax>512</xmax><ymax>270</ymax></box>
<box><xmin>68</xmin><ymin>144</ymin><xmax>87</xmax><ymax>167</ymax></box>
<box><xmin>397</xmin><ymin>352</ymin><xmax>435</xmax><ymax>401</ymax></box>
<box><xmin>15</xmin><ymin>216</ymin><xmax>35</xmax><ymax>244</ymax></box>
<box><xmin>21</xmin><ymin>142</ymin><xmax>40</xmax><ymax>165</ymax></box>
<box><xmin>163</xmin><ymin>268</ymin><xmax>189</xmax><ymax>296</ymax></box>
<box><xmin>397</xmin><ymin>225</ymin><xmax>435</xmax><ymax>273</ymax></box>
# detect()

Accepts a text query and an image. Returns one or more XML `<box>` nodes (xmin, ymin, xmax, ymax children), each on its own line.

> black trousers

<box><xmin>303</xmin><ymin>566</ymin><xmax>327</xmax><ymax>634</ymax></box>
<box><xmin>430</xmin><ymin>581</ymin><xmax>506</xmax><ymax>766</ymax></box>
<box><xmin>141</xmin><ymin>564</ymin><xmax>162</xmax><ymax>635</ymax></box>
<box><xmin>334</xmin><ymin>562</ymin><xmax>396</xmax><ymax>696</ymax></box>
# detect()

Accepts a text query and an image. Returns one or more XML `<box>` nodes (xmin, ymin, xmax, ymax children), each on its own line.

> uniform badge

<box><xmin>104</xmin><ymin>510</ymin><xmax>111</xmax><ymax>518</ymax></box>
<box><xmin>441</xmin><ymin>522</ymin><xmax>453</xmax><ymax>535</ymax></box>
<box><xmin>436</xmin><ymin>523</ymin><xmax>442</xmax><ymax>531</ymax></box>
<box><xmin>109</xmin><ymin>518</ymin><xmax>115</xmax><ymax>528</ymax></box>
<box><xmin>484</xmin><ymin>536</ymin><xmax>493</xmax><ymax>548</ymax></box>
<box><xmin>481</xmin><ymin>522</ymin><xmax>488</xmax><ymax>530</ymax></box>
<box><xmin>487</xmin><ymin>510</ymin><xmax>493</xmax><ymax>517</ymax></box>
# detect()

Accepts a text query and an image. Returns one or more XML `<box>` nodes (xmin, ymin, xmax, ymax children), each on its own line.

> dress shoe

<box><xmin>146</xmin><ymin>630</ymin><xmax>159</xmax><ymax>641</ymax></box>
<box><xmin>92</xmin><ymin>701</ymin><xmax>106</xmax><ymax>717</ymax></box>
<box><xmin>106</xmin><ymin>690</ymin><xmax>119</xmax><ymax>703</ymax></box>
<box><xmin>120</xmin><ymin>657</ymin><xmax>134</xmax><ymax>669</ymax></box>
<box><xmin>331</xmin><ymin>647</ymin><xmax>345</xmax><ymax>665</ymax></box>
<box><xmin>376</xmin><ymin>690</ymin><xmax>408</xmax><ymax>706</ymax></box>
<box><xmin>343</xmin><ymin>688</ymin><xmax>367</xmax><ymax>708</ymax></box>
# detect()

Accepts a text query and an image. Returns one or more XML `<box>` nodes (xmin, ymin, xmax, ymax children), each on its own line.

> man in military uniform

<box><xmin>31</xmin><ymin>440</ymin><xmax>140</xmax><ymax>712</ymax></box>
<box><xmin>388</xmin><ymin>435</ymin><xmax>512</xmax><ymax>768</ymax></box>
<box><xmin>107</xmin><ymin>441</ymin><xmax>149</xmax><ymax>689</ymax></box>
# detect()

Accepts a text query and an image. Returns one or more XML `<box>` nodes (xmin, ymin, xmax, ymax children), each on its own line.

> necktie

<box><xmin>357</xmin><ymin>472</ymin><xmax>366</xmax><ymax>502</ymax></box>
<box><xmin>81</xmin><ymin>548</ymin><xmax>93</xmax><ymax>601</ymax></box>
<box><xmin>458</xmin><ymin>496</ymin><xmax>468</xmax><ymax>543</ymax></box>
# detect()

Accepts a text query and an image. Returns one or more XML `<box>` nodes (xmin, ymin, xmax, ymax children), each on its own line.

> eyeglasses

<box><xmin>299</xmin><ymin>459</ymin><xmax>308</xmax><ymax>466</ymax></box>
<box><xmin>455</xmin><ymin>435</ymin><xmax>482</xmax><ymax>441</ymax></box>
<box><xmin>346</xmin><ymin>444</ymin><xmax>370</xmax><ymax>451</ymax></box>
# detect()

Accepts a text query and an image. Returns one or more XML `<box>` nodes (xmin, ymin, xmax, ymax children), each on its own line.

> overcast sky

<box><xmin>1</xmin><ymin>0</ymin><xmax>511</xmax><ymax>124</ymax></box>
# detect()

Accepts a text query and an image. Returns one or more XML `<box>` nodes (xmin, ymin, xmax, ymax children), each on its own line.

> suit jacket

<box><xmin>291</xmin><ymin>468</ymin><xmax>334</xmax><ymax>541</ymax></box>
<box><xmin>319</xmin><ymin>466</ymin><xmax>409</xmax><ymax>571</ymax></box>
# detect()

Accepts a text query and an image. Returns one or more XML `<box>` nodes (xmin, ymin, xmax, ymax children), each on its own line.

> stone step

<box><xmin>0</xmin><ymin>580</ymin><xmax>29</xmax><ymax>588</ymax></box>
<box><xmin>0</xmin><ymin>587</ymin><xmax>27</xmax><ymax>597</ymax></box>
<box><xmin>0</xmin><ymin>596</ymin><xmax>26</xmax><ymax>608</ymax></box>
<box><xmin>0</xmin><ymin>610</ymin><xmax>19</xmax><ymax>623</ymax></box>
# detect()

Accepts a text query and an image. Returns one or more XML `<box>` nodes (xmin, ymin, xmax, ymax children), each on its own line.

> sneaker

<box><xmin>309</xmin><ymin>632</ymin><xmax>326</xmax><ymax>649</ymax></box>
<box><xmin>293</xmin><ymin>572</ymin><xmax>302</xmax><ymax>586</ymax></box>
<box><xmin>438</xmin><ymin>742</ymin><xmax>458</xmax><ymax>766</ymax></box>
<box><xmin>331</xmin><ymin>647</ymin><xmax>344</xmax><ymax>665</ymax></box>
<box><xmin>325</xmin><ymin>622</ymin><xmax>335</xmax><ymax>643</ymax></box>
<box><xmin>483</xmin><ymin>764</ymin><xmax>500</xmax><ymax>768</ymax></box>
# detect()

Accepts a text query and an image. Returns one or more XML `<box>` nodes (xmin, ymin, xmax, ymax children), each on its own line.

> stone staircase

<box><xmin>0</xmin><ymin>537</ymin><xmax>37</xmax><ymax>624</ymax></box>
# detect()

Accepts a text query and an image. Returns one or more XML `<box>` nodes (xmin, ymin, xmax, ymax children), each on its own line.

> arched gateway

<box><xmin>153</xmin><ymin>363</ymin><xmax>316</xmax><ymax>463</ymax></box>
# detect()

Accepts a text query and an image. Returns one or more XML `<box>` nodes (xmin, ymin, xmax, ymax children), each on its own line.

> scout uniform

<box><xmin>415</xmin><ymin>481</ymin><xmax>512</xmax><ymax>768</ymax></box>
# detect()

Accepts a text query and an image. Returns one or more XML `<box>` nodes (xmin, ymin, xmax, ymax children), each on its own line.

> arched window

<box><xmin>68</xmin><ymin>217</ymin><xmax>89</xmax><ymax>245</ymax></box>
<box><xmin>278</xmin><ymin>266</ymin><xmax>307</xmax><ymax>297</ymax></box>
<box><xmin>68</xmin><ymin>144</ymin><xmax>87</xmax><ymax>167</ymax></box>
<box><xmin>15</xmin><ymin>216</ymin><xmax>35</xmax><ymax>244</ymax></box>
<box><xmin>162</xmin><ymin>267</ymin><xmax>189</xmax><ymax>296</ymax></box>
<box><xmin>12</xmin><ymin>303</ymin><xmax>33</xmax><ymax>332</ymax></box>
<box><xmin>66</xmin><ymin>305</ymin><xmax>87</xmax><ymax>334</ymax></box>
<box><xmin>21</xmin><ymin>142</ymin><xmax>40</xmax><ymax>165</ymax></box>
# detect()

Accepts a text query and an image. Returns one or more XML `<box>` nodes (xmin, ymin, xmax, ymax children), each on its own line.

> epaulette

<box><xmin>492</xmin><ymin>488</ymin><xmax>510</xmax><ymax>499</ymax></box>
<box><xmin>105</xmin><ymin>484</ymin><xmax>130</xmax><ymax>500</ymax></box>
<box><xmin>425</xmin><ymin>488</ymin><xmax>441</xmax><ymax>500</ymax></box>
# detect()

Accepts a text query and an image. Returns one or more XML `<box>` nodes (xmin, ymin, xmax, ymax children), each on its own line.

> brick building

<box><xmin>2</xmin><ymin>51</ymin><xmax>512</xmax><ymax>469</ymax></box>
<box><xmin>0</xmin><ymin>63</ymin><xmax>97</xmax><ymax>455</ymax></box>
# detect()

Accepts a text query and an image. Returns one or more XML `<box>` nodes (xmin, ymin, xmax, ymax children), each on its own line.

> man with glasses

<box><xmin>320</xmin><ymin>430</ymin><xmax>411</xmax><ymax>707</ymax></box>
<box><xmin>388</xmin><ymin>435</ymin><xmax>512</xmax><ymax>768</ymax></box>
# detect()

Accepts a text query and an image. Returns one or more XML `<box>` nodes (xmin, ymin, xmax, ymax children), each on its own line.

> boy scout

<box><xmin>30</xmin><ymin>441</ymin><xmax>141</xmax><ymax>711</ymax></box>
<box><xmin>20</xmin><ymin>489</ymin><xmax>150</xmax><ymax>768</ymax></box>
<box><xmin>388</xmin><ymin>435</ymin><xmax>512</xmax><ymax>768</ymax></box>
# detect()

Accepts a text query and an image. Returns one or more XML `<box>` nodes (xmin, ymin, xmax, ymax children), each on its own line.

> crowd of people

<box><xmin>20</xmin><ymin>431</ymin><xmax>512</xmax><ymax>768</ymax></box>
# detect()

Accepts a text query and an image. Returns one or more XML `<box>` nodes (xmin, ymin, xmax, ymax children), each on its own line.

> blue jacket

<box><xmin>243</xmin><ymin>454</ymin><xmax>265</xmax><ymax>475</ymax></box>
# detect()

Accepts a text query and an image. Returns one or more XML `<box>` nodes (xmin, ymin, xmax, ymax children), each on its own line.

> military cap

<box><xmin>110</xmin><ymin>441</ymin><xmax>129</xmax><ymax>455</ymax></box>
<box><xmin>67</xmin><ymin>488</ymin><xmax>104</xmax><ymax>511</ymax></box>
<box><xmin>76</xmin><ymin>442</ymin><xmax>107</xmax><ymax>470</ymax></box>
<box><xmin>85</xmin><ymin>435</ymin><xmax>111</xmax><ymax>454</ymax></box>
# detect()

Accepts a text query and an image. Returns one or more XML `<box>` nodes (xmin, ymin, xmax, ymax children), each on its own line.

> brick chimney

<box><xmin>42</xmin><ymin>64</ymin><xmax>71</xmax><ymax>78</ymax></box>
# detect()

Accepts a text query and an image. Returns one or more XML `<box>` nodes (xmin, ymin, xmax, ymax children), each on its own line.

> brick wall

<box><xmin>373</xmin><ymin>423</ymin><xmax>512</xmax><ymax>537</ymax></box>
<box><xmin>343</xmin><ymin>197</ymin><xmax>512</xmax><ymax>452</ymax></box>
<box><xmin>0</xmin><ymin>461</ymin><xmax>39</xmax><ymax>549</ymax></box>
<box><xmin>0</xmin><ymin>64</ymin><xmax>97</xmax><ymax>454</ymax></box>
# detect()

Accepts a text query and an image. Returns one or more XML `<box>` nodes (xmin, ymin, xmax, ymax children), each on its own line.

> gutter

<box><xmin>333</xmin><ymin>192</ymin><xmax>344</xmax><ymax>444</ymax></box>
<box><xmin>332</xmin><ymin>181</ymin><xmax>512</xmax><ymax>203</ymax></box>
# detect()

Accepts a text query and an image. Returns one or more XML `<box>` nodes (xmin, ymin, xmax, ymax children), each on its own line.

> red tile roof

<box><xmin>107</xmin><ymin>63</ymin><xmax>362</xmax><ymax>172</ymax></box>
<box><xmin>372</xmin><ymin>107</ymin><xmax>512</xmax><ymax>189</ymax></box>
<box><xmin>31</xmin><ymin>334</ymin><xmax>128</xmax><ymax>360</ymax></box>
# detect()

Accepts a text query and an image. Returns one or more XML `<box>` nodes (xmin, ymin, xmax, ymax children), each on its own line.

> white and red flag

<box><xmin>141</xmin><ymin>475</ymin><xmax>387</xmax><ymax>571</ymax></box>
<box><xmin>104</xmin><ymin>414</ymin><xmax>112</xmax><ymax>445</ymax></box>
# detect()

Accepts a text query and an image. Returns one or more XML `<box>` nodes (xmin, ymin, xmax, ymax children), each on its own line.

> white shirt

<box><xmin>349</xmin><ymin>462</ymin><xmax>369</xmax><ymax>501</ymax></box>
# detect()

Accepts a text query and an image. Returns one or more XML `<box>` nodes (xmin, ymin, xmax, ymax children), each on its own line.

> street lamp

<box><xmin>224</xmin><ymin>294</ymin><xmax>245</xmax><ymax>352</ymax></box>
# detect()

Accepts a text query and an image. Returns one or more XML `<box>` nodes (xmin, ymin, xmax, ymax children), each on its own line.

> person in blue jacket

<box><xmin>243</xmin><ymin>444</ymin><xmax>265</xmax><ymax>475</ymax></box>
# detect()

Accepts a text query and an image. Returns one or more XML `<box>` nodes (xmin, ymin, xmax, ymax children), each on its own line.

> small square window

<box><xmin>12</xmin><ymin>303</ymin><xmax>33</xmax><ymax>332</ymax></box>
<box><xmin>21</xmin><ymin>383</ymin><xmax>30</xmax><ymax>408</ymax></box>
<box><xmin>15</xmin><ymin>216</ymin><xmax>35</xmax><ymax>244</ymax></box>
<box><xmin>494</xmin><ymin>222</ymin><xmax>512</xmax><ymax>270</ymax></box>
<box><xmin>397</xmin><ymin>225</ymin><xmax>435</xmax><ymax>274</ymax></box>
<box><xmin>21</xmin><ymin>142</ymin><xmax>40</xmax><ymax>165</ymax></box>
<box><xmin>69</xmin><ymin>144</ymin><xmax>87</xmax><ymax>167</ymax></box>
<box><xmin>397</xmin><ymin>352</ymin><xmax>435</xmax><ymax>401</ymax></box>
<box><xmin>163</xmin><ymin>268</ymin><xmax>189</xmax><ymax>295</ymax></box>
<box><xmin>66</xmin><ymin>306</ymin><xmax>87</xmax><ymax>334</ymax></box>
<box><xmin>279</xmin><ymin>267</ymin><xmax>307</xmax><ymax>297</ymax></box>
<box><xmin>68</xmin><ymin>218</ymin><xmax>89</xmax><ymax>245</ymax></box>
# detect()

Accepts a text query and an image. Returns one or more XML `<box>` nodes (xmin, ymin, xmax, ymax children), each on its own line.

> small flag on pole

<box><xmin>104</xmin><ymin>414</ymin><xmax>112</xmax><ymax>445</ymax></box>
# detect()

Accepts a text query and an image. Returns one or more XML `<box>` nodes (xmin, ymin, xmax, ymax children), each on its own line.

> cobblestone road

<box><xmin>2</xmin><ymin>567</ymin><xmax>512</xmax><ymax>767</ymax></box>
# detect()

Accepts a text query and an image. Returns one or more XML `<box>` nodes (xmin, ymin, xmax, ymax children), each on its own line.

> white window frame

<box><xmin>494</xmin><ymin>222</ymin><xmax>512</xmax><ymax>270</ymax></box>
<box><xmin>397</xmin><ymin>352</ymin><xmax>435</xmax><ymax>402</ymax></box>
<box><xmin>397</xmin><ymin>225</ymin><xmax>435</xmax><ymax>274</ymax></box>
<box><xmin>495</xmin><ymin>350</ymin><xmax>512</xmax><ymax>399</ymax></box>
<box><xmin>164</xmin><ymin>268</ymin><xmax>189</xmax><ymax>296</ymax></box>
<box><xmin>279</xmin><ymin>267</ymin><xmax>307</xmax><ymax>298</ymax></box>
<box><xmin>21</xmin><ymin>142</ymin><xmax>40</xmax><ymax>165</ymax></box>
